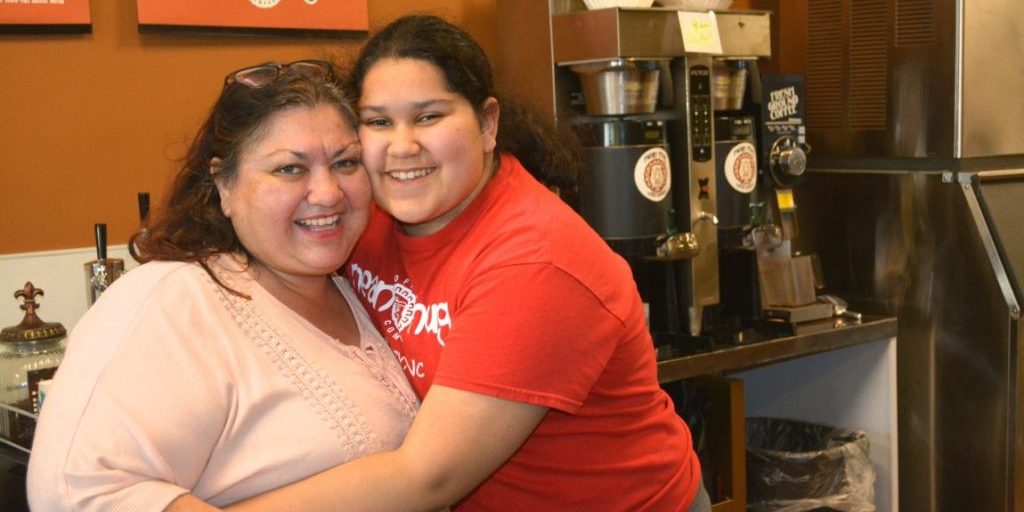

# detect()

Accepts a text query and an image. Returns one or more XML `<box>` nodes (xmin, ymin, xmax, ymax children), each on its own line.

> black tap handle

<box><xmin>94</xmin><ymin>223</ymin><xmax>107</xmax><ymax>261</ymax></box>
<box><xmin>137</xmin><ymin>192</ymin><xmax>150</xmax><ymax>224</ymax></box>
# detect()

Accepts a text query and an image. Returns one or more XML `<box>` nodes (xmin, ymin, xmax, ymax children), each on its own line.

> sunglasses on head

<box><xmin>223</xmin><ymin>59</ymin><xmax>334</xmax><ymax>89</ymax></box>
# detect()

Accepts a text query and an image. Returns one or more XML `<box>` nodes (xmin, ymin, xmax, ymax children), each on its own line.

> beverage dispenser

<box><xmin>548</xmin><ymin>6</ymin><xmax>772</xmax><ymax>349</ymax></box>
<box><xmin>568</xmin><ymin>59</ymin><xmax>702</xmax><ymax>348</ymax></box>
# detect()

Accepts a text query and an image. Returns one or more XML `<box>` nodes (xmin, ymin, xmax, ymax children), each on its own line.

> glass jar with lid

<box><xmin>0</xmin><ymin>282</ymin><xmax>66</xmax><ymax>451</ymax></box>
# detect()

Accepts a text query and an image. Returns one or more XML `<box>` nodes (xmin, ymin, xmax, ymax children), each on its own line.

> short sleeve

<box><xmin>64</xmin><ymin>321</ymin><xmax>229</xmax><ymax>511</ymax></box>
<box><xmin>29</xmin><ymin>267</ymin><xmax>231</xmax><ymax>512</ymax></box>
<box><xmin>433</xmin><ymin>264</ymin><xmax>625</xmax><ymax>413</ymax></box>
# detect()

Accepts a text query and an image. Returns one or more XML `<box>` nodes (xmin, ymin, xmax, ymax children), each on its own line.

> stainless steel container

<box><xmin>574</xmin><ymin>118</ymin><xmax>673</xmax><ymax>239</ymax></box>
<box><xmin>712</xmin><ymin>60</ymin><xmax>748</xmax><ymax>111</ymax></box>
<box><xmin>569</xmin><ymin>59</ymin><xmax>664</xmax><ymax>115</ymax></box>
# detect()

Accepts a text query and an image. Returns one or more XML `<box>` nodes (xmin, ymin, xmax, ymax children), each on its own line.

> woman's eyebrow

<box><xmin>360</xmin><ymin>98</ymin><xmax>454</xmax><ymax>113</ymax></box>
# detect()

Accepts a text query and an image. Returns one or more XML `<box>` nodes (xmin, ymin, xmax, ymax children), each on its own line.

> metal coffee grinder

<box><xmin>709</xmin><ymin>63</ymin><xmax>827</xmax><ymax>337</ymax></box>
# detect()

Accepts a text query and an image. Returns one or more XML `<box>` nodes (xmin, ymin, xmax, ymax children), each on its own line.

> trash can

<box><xmin>746</xmin><ymin>417</ymin><xmax>875</xmax><ymax>512</ymax></box>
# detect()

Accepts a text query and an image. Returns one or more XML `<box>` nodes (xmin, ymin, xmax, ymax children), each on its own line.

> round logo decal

<box><xmin>250</xmin><ymin>0</ymin><xmax>281</xmax><ymax>8</ymax></box>
<box><xmin>724</xmin><ymin>142</ymin><xmax>758</xmax><ymax>194</ymax></box>
<box><xmin>634</xmin><ymin>147</ymin><xmax>671</xmax><ymax>202</ymax></box>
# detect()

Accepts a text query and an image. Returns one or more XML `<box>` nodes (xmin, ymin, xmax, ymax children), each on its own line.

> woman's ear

<box><xmin>480</xmin><ymin>97</ymin><xmax>499</xmax><ymax>153</ymax></box>
<box><xmin>210</xmin><ymin>157</ymin><xmax>231</xmax><ymax>218</ymax></box>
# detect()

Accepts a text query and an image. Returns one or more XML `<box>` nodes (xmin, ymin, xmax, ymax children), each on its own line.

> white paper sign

<box><xmin>677</xmin><ymin>11</ymin><xmax>723</xmax><ymax>55</ymax></box>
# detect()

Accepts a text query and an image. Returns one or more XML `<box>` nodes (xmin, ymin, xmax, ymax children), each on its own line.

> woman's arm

<box><xmin>216</xmin><ymin>385</ymin><xmax>546</xmax><ymax>512</ymax></box>
<box><xmin>26</xmin><ymin>266</ymin><xmax>235</xmax><ymax>512</ymax></box>
<box><xmin>191</xmin><ymin>265</ymin><xmax>601</xmax><ymax>511</ymax></box>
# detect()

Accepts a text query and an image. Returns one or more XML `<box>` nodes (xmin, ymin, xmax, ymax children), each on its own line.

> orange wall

<box><xmin>0</xmin><ymin>0</ymin><xmax>495</xmax><ymax>254</ymax></box>
<box><xmin>0</xmin><ymin>0</ymin><xmax>791</xmax><ymax>255</ymax></box>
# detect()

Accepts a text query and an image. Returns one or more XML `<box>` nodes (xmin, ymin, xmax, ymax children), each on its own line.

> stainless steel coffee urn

<box><xmin>496</xmin><ymin>3</ymin><xmax>772</xmax><ymax>349</ymax></box>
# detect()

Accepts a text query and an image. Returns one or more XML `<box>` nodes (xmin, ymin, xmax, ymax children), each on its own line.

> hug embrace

<box><xmin>27</xmin><ymin>14</ymin><xmax>709</xmax><ymax>512</ymax></box>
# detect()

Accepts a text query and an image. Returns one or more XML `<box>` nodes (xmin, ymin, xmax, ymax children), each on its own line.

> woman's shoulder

<box><xmin>488</xmin><ymin>160</ymin><xmax>613</xmax><ymax>260</ymax></box>
<box><xmin>98</xmin><ymin>260</ymin><xmax>209</xmax><ymax>302</ymax></box>
<box><xmin>75</xmin><ymin>260</ymin><xmax>223</xmax><ymax>336</ymax></box>
<box><xmin>114</xmin><ymin>259</ymin><xmax>204</xmax><ymax>282</ymax></box>
<box><xmin>484</xmin><ymin>160</ymin><xmax>639</xmax><ymax>308</ymax></box>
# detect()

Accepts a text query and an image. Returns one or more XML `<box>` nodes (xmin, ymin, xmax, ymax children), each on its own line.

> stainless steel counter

<box><xmin>657</xmin><ymin>316</ymin><xmax>897</xmax><ymax>383</ymax></box>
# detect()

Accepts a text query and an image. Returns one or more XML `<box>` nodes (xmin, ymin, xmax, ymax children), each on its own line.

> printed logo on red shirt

<box><xmin>349</xmin><ymin>263</ymin><xmax>451</xmax><ymax>347</ymax></box>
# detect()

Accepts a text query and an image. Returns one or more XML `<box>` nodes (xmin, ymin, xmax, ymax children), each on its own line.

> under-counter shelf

<box><xmin>659</xmin><ymin>316</ymin><xmax>899</xmax><ymax>512</ymax></box>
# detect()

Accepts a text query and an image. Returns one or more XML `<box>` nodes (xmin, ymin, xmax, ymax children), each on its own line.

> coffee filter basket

<box><xmin>569</xmin><ymin>59</ymin><xmax>666</xmax><ymax>116</ymax></box>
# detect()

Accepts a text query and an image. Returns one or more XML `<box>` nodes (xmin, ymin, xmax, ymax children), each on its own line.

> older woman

<box><xmin>26</xmin><ymin>59</ymin><xmax>417</xmax><ymax>511</ymax></box>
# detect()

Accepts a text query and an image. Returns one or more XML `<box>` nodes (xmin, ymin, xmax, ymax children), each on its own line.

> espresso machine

<box><xmin>509</xmin><ymin>5</ymin><xmax>774</xmax><ymax>351</ymax></box>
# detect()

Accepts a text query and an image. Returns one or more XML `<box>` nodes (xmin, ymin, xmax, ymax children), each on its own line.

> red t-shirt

<box><xmin>347</xmin><ymin>154</ymin><xmax>700</xmax><ymax>511</ymax></box>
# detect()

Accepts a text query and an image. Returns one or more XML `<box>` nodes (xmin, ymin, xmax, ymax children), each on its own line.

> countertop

<box><xmin>656</xmin><ymin>316</ymin><xmax>898</xmax><ymax>383</ymax></box>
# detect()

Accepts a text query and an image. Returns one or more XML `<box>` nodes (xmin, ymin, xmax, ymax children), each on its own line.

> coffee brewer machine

<box><xmin>543</xmin><ymin>7</ymin><xmax>773</xmax><ymax>350</ymax></box>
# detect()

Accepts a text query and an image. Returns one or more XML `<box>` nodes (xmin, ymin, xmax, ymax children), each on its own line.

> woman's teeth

<box><xmin>388</xmin><ymin>167</ymin><xmax>435</xmax><ymax>181</ymax></box>
<box><xmin>296</xmin><ymin>215</ymin><xmax>340</xmax><ymax>231</ymax></box>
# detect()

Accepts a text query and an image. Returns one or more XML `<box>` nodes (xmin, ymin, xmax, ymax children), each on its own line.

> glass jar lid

<box><xmin>0</xmin><ymin>282</ymin><xmax>67</xmax><ymax>343</ymax></box>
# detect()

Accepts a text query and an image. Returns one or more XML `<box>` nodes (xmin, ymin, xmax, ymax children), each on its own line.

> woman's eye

<box><xmin>332</xmin><ymin>159</ymin><xmax>360</xmax><ymax>172</ymax></box>
<box><xmin>275</xmin><ymin>165</ymin><xmax>305</xmax><ymax>176</ymax></box>
<box><xmin>362</xmin><ymin>117</ymin><xmax>390</xmax><ymax>128</ymax></box>
<box><xmin>417</xmin><ymin>113</ymin><xmax>442</xmax><ymax>124</ymax></box>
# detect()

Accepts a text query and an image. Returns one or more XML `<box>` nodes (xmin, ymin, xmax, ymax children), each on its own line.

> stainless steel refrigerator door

<box><xmin>795</xmin><ymin>168</ymin><xmax>1023</xmax><ymax>511</ymax></box>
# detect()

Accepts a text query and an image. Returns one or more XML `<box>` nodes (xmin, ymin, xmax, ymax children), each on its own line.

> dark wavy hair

<box><xmin>348</xmin><ymin>15</ymin><xmax>579</xmax><ymax>192</ymax></box>
<box><xmin>130</xmin><ymin>61</ymin><xmax>356</xmax><ymax>292</ymax></box>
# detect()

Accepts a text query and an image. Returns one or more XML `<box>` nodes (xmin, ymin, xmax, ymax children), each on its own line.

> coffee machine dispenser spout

<box><xmin>697</xmin><ymin>211</ymin><xmax>720</xmax><ymax>225</ymax></box>
<box><xmin>653</xmin><ymin>232</ymin><xmax>701</xmax><ymax>260</ymax></box>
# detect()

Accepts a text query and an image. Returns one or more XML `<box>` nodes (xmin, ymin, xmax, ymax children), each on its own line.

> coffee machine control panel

<box><xmin>689</xmin><ymin>65</ymin><xmax>712</xmax><ymax>162</ymax></box>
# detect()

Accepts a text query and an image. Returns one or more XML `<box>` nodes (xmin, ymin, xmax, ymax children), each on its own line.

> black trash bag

<box><xmin>746</xmin><ymin>417</ymin><xmax>875</xmax><ymax>512</ymax></box>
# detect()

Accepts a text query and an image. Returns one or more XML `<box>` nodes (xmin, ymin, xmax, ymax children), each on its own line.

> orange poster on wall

<box><xmin>136</xmin><ymin>0</ymin><xmax>368</xmax><ymax>33</ymax></box>
<box><xmin>0</xmin><ymin>0</ymin><xmax>91</xmax><ymax>26</ymax></box>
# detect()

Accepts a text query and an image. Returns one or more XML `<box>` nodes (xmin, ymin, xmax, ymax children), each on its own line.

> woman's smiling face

<box><xmin>215</xmin><ymin>103</ymin><xmax>370</xmax><ymax>281</ymax></box>
<box><xmin>357</xmin><ymin>58</ymin><xmax>498</xmax><ymax>237</ymax></box>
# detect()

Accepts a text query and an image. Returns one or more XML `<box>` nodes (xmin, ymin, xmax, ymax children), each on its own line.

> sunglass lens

<box><xmin>234</xmin><ymin>66</ymin><xmax>280</xmax><ymax>88</ymax></box>
<box><xmin>290</xmin><ymin>61</ymin><xmax>331</xmax><ymax>79</ymax></box>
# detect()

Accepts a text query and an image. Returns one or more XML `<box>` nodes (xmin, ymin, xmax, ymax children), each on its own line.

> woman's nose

<box><xmin>387</xmin><ymin>124</ymin><xmax>420</xmax><ymax>157</ymax></box>
<box><xmin>307</xmin><ymin>168</ymin><xmax>344</xmax><ymax>205</ymax></box>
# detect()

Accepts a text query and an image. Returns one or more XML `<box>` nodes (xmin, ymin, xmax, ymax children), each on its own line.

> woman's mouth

<box><xmin>295</xmin><ymin>214</ymin><xmax>340</xmax><ymax>231</ymax></box>
<box><xmin>386</xmin><ymin>167</ymin><xmax>436</xmax><ymax>181</ymax></box>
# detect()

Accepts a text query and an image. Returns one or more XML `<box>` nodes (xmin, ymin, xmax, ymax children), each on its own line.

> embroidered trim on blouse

<box><xmin>337</xmin><ymin>339</ymin><xmax>419</xmax><ymax>419</ymax></box>
<box><xmin>201</xmin><ymin>264</ymin><xmax>400</xmax><ymax>460</ymax></box>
